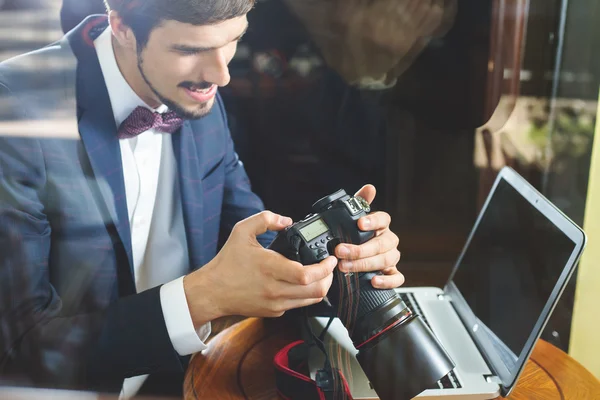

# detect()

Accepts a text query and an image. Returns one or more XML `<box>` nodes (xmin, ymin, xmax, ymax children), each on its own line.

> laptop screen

<box><xmin>451</xmin><ymin>178</ymin><xmax>576</xmax><ymax>358</ymax></box>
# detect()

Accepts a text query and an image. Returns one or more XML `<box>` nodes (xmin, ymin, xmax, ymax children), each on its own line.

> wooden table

<box><xmin>184</xmin><ymin>318</ymin><xmax>600</xmax><ymax>400</ymax></box>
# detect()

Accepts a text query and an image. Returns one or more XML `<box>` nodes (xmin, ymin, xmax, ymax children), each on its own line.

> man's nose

<box><xmin>201</xmin><ymin>48</ymin><xmax>231</xmax><ymax>87</ymax></box>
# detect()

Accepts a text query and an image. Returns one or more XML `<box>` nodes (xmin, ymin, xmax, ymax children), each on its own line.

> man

<box><xmin>0</xmin><ymin>0</ymin><xmax>403</xmax><ymax>397</ymax></box>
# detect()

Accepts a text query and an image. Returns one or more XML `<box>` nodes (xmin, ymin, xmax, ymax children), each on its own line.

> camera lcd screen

<box><xmin>299</xmin><ymin>218</ymin><xmax>329</xmax><ymax>242</ymax></box>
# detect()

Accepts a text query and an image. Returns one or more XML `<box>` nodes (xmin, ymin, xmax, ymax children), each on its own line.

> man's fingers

<box><xmin>338</xmin><ymin>249</ymin><xmax>401</xmax><ymax>273</ymax></box>
<box><xmin>236</xmin><ymin>211</ymin><xmax>292</xmax><ymax>236</ymax></box>
<box><xmin>336</xmin><ymin>231</ymin><xmax>399</xmax><ymax>260</ymax></box>
<box><xmin>268</xmin><ymin>255</ymin><xmax>337</xmax><ymax>285</ymax></box>
<box><xmin>267</xmin><ymin>272</ymin><xmax>334</xmax><ymax>300</ymax></box>
<box><xmin>261</xmin><ymin>269</ymin><xmax>336</xmax><ymax>316</ymax></box>
<box><xmin>357</xmin><ymin>211</ymin><xmax>391</xmax><ymax>232</ymax></box>
<box><xmin>291</xmin><ymin>256</ymin><xmax>337</xmax><ymax>285</ymax></box>
<box><xmin>371</xmin><ymin>268</ymin><xmax>405</xmax><ymax>289</ymax></box>
<box><xmin>354</xmin><ymin>184</ymin><xmax>376</xmax><ymax>205</ymax></box>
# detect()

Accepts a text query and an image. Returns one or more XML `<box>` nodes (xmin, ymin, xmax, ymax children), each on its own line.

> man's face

<box><xmin>136</xmin><ymin>15</ymin><xmax>247</xmax><ymax>119</ymax></box>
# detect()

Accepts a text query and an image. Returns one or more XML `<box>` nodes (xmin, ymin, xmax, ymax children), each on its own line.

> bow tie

<box><xmin>117</xmin><ymin>106</ymin><xmax>184</xmax><ymax>139</ymax></box>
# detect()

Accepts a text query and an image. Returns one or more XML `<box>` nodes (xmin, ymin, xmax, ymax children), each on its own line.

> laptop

<box><xmin>308</xmin><ymin>166</ymin><xmax>587</xmax><ymax>399</ymax></box>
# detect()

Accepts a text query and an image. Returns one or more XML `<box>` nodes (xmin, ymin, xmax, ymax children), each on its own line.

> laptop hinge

<box><xmin>484</xmin><ymin>374</ymin><xmax>502</xmax><ymax>384</ymax></box>
<box><xmin>437</xmin><ymin>293</ymin><xmax>451</xmax><ymax>301</ymax></box>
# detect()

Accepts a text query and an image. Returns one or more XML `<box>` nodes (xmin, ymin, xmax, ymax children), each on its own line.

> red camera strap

<box><xmin>274</xmin><ymin>340</ymin><xmax>353</xmax><ymax>400</ymax></box>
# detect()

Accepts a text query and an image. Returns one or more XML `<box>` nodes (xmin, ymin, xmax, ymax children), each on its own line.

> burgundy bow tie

<box><xmin>117</xmin><ymin>106</ymin><xmax>184</xmax><ymax>139</ymax></box>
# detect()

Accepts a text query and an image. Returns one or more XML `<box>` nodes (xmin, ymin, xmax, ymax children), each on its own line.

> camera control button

<box><xmin>320</xmin><ymin>239</ymin><xmax>326</xmax><ymax>244</ymax></box>
<box><xmin>317</xmin><ymin>250</ymin><xmax>328</xmax><ymax>259</ymax></box>
<box><xmin>309</xmin><ymin>244</ymin><xmax>315</xmax><ymax>249</ymax></box>
<box><xmin>326</xmin><ymin>236</ymin><xmax>332</xmax><ymax>241</ymax></box>
<box><xmin>315</xmin><ymin>242</ymin><xmax>323</xmax><ymax>248</ymax></box>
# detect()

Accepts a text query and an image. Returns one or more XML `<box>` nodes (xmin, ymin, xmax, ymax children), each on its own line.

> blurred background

<box><xmin>0</xmin><ymin>0</ymin><xmax>599</xmax><ymax>381</ymax></box>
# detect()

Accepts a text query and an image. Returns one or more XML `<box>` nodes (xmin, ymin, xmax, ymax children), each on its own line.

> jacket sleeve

<box><xmin>0</xmin><ymin>83</ymin><xmax>185</xmax><ymax>393</ymax></box>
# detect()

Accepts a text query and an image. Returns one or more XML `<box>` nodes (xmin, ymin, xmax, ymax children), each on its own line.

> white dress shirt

<box><xmin>94</xmin><ymin>27</ymin><xmax>211</xmax><ymax>398</ymax></box>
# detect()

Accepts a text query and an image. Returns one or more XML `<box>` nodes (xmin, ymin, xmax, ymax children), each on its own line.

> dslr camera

<box><xmin>269</xmin><ymin>189</ymin><xmax>455</xmax><ymax>399</ymax></box>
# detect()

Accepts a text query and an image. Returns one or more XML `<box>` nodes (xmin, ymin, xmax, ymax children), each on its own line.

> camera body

<box><xmin>269</xmin><ymin>189</ymin><xmax>374</xmax><ymax>264</ymax></box>
<box><xmin>269</xmin><ymin>189</ymin><xmax>455</xmax><ymax>400</ymax></box>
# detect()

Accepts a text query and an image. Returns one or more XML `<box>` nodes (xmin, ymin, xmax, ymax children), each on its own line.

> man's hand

<box><xmin>183</xmin><ymin>211</ymin><xmax>337</xmax><ymax>328</ymax></box>
<box><xmin>335</xmin><ymin>184</ymin><xmax>404</xmax><ymax>289</ymax></box>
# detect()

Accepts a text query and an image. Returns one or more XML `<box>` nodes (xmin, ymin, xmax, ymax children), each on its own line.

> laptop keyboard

<box><xmin>399</xmin><ymin>293</ymin><xmax>462</xmax><ymax>390</ymax></box>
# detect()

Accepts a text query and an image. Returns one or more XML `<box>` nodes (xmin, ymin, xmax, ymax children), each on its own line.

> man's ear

<box><xmin>108</xmin><ymin>10</ymin><xmax>137</xmax><ymax>52</ymax></box>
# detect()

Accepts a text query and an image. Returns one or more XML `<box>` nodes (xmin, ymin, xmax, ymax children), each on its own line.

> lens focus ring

<box><xmin>356</xmin><ymin>287</ymin><xmax>397</xmax><ymax>318</ymax></box>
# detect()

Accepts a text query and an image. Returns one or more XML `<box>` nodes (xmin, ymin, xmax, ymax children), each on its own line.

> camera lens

<box><xmin>327</xmin><ymin>271</ymin><xmax>417</xmax><ymax>347</ymax></box>
<box><xmin>327</xmin><ymin>269</ymin><xmax>455</xmax><ymax>399</ymax></box>
<box><xmin>327</xmin><ymin>271</ymin><xmax>404</xmax><ymax>344</ymax></box>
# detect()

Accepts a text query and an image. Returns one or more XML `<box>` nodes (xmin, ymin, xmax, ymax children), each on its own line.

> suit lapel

<box><xmin>69</xmin><ymin>16</ymin><xmax>211</xmax><ymax>276</ymax></box>
<box><xmin>69</xmin><ymin>17</ymin><xmax>134</xmax><ymax>279</ymax></box>
<box><xmin>172</xmin><ymin>121</ymin><xmax>205</xmax><ymax>270</ymax></box>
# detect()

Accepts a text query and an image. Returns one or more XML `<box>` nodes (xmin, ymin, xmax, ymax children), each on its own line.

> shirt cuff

<box><xmin>160</xmin><ymin>276</ymin><xmax>211</xmax><ymax>356</ymax></box>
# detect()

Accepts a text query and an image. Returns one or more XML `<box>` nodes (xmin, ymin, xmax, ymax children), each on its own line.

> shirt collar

<box><xmin>94</xmin><ymin>27</ymin><xmax>169</xmax><ymax>128</ymax></box>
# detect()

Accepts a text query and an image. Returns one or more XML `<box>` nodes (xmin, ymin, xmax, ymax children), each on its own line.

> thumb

<box><xmin>238</xmin><ymin>211</ymin><xmax>293</xmax><ymax>236</ymax></box>
<box><xmin>354</xmin><ymin>184</ymin><xmax>376</xmax><ymax>205</ymax></box>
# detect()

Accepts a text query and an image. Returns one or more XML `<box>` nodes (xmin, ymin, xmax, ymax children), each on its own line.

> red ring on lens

<box><xmin>355</xmin><ymin>310</ymin><xmax>413</xmax><ymax>349</ymax></box>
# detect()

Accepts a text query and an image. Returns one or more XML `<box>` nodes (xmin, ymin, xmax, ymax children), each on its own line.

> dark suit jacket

<box><xmin>0</xmin><ymin>16</ymin><xmax>272</xmax><ymax>393</ymax></box>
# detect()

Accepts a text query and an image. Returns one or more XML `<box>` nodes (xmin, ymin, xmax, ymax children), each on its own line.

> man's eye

<box><xmin>179</xmin><ymin>49</ymin><xmax>199</xmax><ymax>56</ymax></box>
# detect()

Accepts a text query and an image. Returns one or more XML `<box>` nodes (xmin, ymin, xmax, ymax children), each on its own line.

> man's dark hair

<box><xmin>104</xmin><ymin>0</ymin><xmax>254</xmax><ymax>48</ymax></box>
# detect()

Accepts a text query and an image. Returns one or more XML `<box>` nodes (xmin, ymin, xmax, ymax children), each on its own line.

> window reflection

<box><xmin>222</xmin><ymin>0</ymin><xmax>599</xmax><ymax>353</ymax></box>
<box><xmin>0</xmin><ymin>0</ymin><xmax>72</xmax><ymax>139</ymax></box>
<box><xmin>0</xmin><ymin>0</ymin><xmax>598</xmax><ymax>394</ymax></box>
